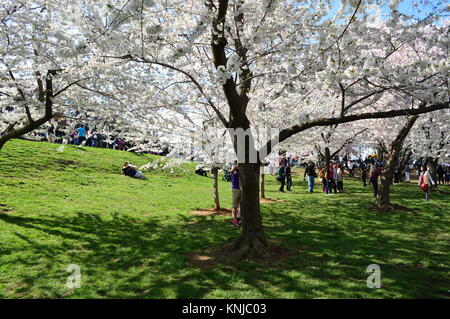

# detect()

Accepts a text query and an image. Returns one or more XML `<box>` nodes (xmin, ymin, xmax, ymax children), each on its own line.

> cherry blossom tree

<box><xmin>0</xmin><ymin>1</ymin><xmax>100</xmax><ymax>149</ymax></box>
<box><xmin>79</xmin><ymin>0</ymin><xmax>448</xmax><ymax>259</ymax></box>
<box><xmin>2</xmin><ymin>0</ymin><xmax>449</xmax><ymax>259</ymax></box>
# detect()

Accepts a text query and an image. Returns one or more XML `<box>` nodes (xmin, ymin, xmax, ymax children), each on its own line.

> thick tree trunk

<box><xmin>376</xmin><ymin>167</ymin><xmax>395</xmax><ymax>211</ymax></box>
<box><xmin>260</xmin><ymin>169</ymin><xmax>265</xmax><ymax>199</ymax></box>
<box><xmin>376</xmin><ymin>116</ymin><xmax>418</xmax><ymax>211</ymax></box>
<box><xmin>212</xmin><ymin>167</ymin><xmax>220</xmax><ymax>210</ymax></box>
<box><xmin>325</xmin><ymin>147</ymin><xmax>331</xmax><ymax>168</ymax></box>
<box><xmin>427</xmin><ymin>157</ymin><xmax>439</xmax><ymax>189</ymax></box>
<box><xmin>232</xmin><ymin>163</ymin><xmax>269</xmax><ymax>260</ymax></box>
<box><xmin>377</xmin><ymin>146</ymin><xmax>385</xmax><ymax>162</ymax></box>
<box><xmin>398</xmin><ymin>148</ymin><xmax>412</xmax><ymax>182</ymax></box>
<box><xmin>0</xmin><ymin>70</ymin><xmax>55</xmax><ymax>151</ymax></box>
<box><xmin>0</xmin><ymin>137</ymin><xmax>7</xmax><ymax>150</ymax></box>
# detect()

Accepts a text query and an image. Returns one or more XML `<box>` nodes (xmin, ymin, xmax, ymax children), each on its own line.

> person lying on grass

<box><xmin>122</xmin><ymin>162</ymin><xmax>146</xmax><ymax>180</ymax></box>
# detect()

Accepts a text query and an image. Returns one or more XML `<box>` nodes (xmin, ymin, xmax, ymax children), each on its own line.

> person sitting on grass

<box><xmin>122</xmin><ymin>162</ymin><xmax>146</xmax><ymax>180</ymax></box>
<box><xmin>195</xmin><ymin>165</ymin><xmax>208</xmax><ymax>177</ymax></box>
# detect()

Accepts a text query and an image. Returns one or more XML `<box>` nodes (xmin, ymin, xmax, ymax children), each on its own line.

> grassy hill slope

<box><xmin>0</xmin><ymin>139</ymin><xmax>449</xmax><ymax>298</ymax></box>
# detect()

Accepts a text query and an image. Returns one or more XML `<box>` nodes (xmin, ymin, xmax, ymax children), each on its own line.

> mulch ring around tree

<box><xmin>185</xmin><ymin>239</ymin><xmax>291</xmax><ymax>270</ymax></box>
<box><xmin>189</xmin><ymin>198</ymin><xmax>285</xmax><ymax>217</ymax></box>
<box><xmin>189</xmin><ymin>208</ymin><xmax>232</xmax><ymax>216</ymax></box>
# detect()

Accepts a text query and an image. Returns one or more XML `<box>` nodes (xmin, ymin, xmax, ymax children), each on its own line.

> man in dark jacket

<box><xmin>303</xmin><ymin>161</ymin><xmax>317</xmax><ymax>193</ymax></box>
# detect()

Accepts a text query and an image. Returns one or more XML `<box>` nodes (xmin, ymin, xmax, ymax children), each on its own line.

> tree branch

<box><xmin>261</xmin><ymin>102</ymin><xmax>449</xmax><ymax>155</ymax></box>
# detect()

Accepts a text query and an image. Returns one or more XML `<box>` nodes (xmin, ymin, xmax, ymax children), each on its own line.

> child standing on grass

<box><xmin>230</xmin><ymin>162</ymin><xmax>241</xmax><ymax>228</ymax></box>
<box><xmin>319</xmin><ymin>165</ymin><xmax>327</xmax><ymax>192</ymax></box>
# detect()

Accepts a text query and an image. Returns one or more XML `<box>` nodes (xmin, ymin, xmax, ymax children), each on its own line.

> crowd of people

<box><xmin>274</xmin><ymin>152</ymin><xmax>449</xmax><ymax>201</ymax></box>
<box><xmin>221</xmin><ymin>151</ymin><xmax>450</xmax><ymax>227</ymax></box>
<box><xmin>41</xmin><ymin>122</ymin><xmax>170</xmax><ymax>156</ymax></box>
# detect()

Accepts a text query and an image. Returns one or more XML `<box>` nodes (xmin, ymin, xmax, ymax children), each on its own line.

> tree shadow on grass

<box><xmin>258</xmin><ymin>195</ymin><xmax>450</xmax><ymax>298</ymax></box>
<box><xmin>0</xmin><ymin>189</ymin><xmax>448</xmax><ymax>298</ymax></box>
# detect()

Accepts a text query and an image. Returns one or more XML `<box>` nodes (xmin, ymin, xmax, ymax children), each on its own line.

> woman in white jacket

<box><xmin>418</xmin><ymin>165</ymin><xmax>435</xmax><ymax>201</ymax></box>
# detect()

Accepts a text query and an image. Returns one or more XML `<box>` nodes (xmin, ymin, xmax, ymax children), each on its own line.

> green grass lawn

<box><xmin>0</xmin><ymin>139</ymin><xmax>449</xmax><ymax>298</ymax></box>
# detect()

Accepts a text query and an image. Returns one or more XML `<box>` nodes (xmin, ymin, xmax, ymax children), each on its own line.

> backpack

<box><xmin>419</xmin><ymin>175</ymin><xmax>428</xmax><ymax>191</ymax></box>
<box><xmin>277</xmin><ymin>167</ymin><xmax>285</xmax><ymax>182</ymax></box>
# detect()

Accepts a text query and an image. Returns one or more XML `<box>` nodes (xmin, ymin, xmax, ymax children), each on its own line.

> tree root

<box><xmin>229</xmin><ymin>234</ymin><xmax>271</xmax><ymax>262</ymax></box>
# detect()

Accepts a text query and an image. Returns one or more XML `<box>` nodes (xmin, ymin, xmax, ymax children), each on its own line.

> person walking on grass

<box><xmin>326</xmin><ymin>164</ymin><xmax>334</xmax><ymax>195</ymax></box>
<box><xmin>361</xmin><ymin>164</ymin><xmax>368</xmax><ymax>187</ymax></box>
<box><xmin>72</xmin><ymin>128</ymin><xmax>79</xmax><ymax>145</ymax></box>
<box><xmin>330</xmin><ymin>163</ymin><xmax>338</xmax><ymax>193</ymax></box>
<box><xmin>418</xmin><ymin>165</ymin><xmax>435</xmax><ymax>201</ymax></box>
<box><xmin>277</xmin><ymin>165</ymin><xmax>287</xmax><ymax>192</ymax></box>
<box><xmin>347</xmin><ymin>160</ymin><xmax>354</xmax><ymax>177</ymax></box>
<box><xmin>230</xmin><ymin>162</ymin><xmax>241</xmax><ymax>228</ymax></box>
<box><xmin>303</xmin><ymin>161</ymin><xmax>317</xmax><ymax>193</ymax></box>
<box><xmin>369</xmin><ymin>164</ymin><xmax>383</xmax><ymax>197</ymax></box>
<box><xmin>46</xmin><ymin>125</ymin><xmax>55</xmax><ymax>143</ymax></box>
<box><xmin>445</xmin><ymin>167</ymin><xmax>450</xmax><ymax>185</ymax></box>
<box><xmin>77</xmin><ymin>125</ymin><xmax>86</xmax><ymax>145</ymax></box>
<box><xmin>278</xmin><ymin>152</ymin><xmax>287</xmax><ymax>168</ymax></box>
<box><xmin>404</xmin><ymin>163</ymin><xmax>411</xmax><ymax>183</ymax></box>
<box><xmin>286</xmin><ymin>163</ymin><xmax>293</xmax><ymax>191</ymax></box>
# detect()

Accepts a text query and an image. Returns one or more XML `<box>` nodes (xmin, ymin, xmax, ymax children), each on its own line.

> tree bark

<box><xmin>376</xmin><ymin>116</ymin><xmax>418</xmax><ymax>211</ymax></box>
<box><xmin>212</xmin><ymin>167</ymin><xmax>220</xmax><ymax>210</ymax></box>
<box><xmin>260</xmin><ymin>169</ymin><xmax>265</xmax><ymax>199</ymax></box>
<box><xmin>232</xmin><ymin>163</ymin><xmax>269</xmax><ymax>260</ymax></box>
<box><xmin>325</xmin><ymin>147</ymin><xmax>331</xmax><ymax>168</ymax></box>
<box><xmin>0</xmin><ymin>70</ymin><xmax>56</xmax><ymax>150</ymax></box>
<box><xmin>427</xmin><ymin>157</ymin><xmax>439</xmax><ymax>189</ymax></box>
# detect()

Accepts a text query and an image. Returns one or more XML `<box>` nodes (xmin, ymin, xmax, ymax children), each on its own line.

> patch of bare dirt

<box><xmin>0</xmin><ymin>204</ymin><xmax>13</xmax><ymax>214</ymax></box>
<box><xmin>189</xmin><ymin>208</ymin><xmax>232</xmax><ymax>216</ymax></box>
<box><xmin>185</xmin><ymin>239</ymin><xmax>291</xmax><ymax>270</ymax></box>
<box><xmin>260</xmin><ymin>197</ymin><xmax>285</xmax><ymax>203</ymax></box>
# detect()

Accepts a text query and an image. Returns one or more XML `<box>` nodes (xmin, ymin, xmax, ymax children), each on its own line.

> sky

<box><xmin>325</xmin><ymin>0</ymin><xmax>448</xmax><ymax>22</ymax></box>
